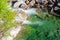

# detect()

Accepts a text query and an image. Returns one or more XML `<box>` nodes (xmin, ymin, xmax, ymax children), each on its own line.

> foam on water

<box><xmin>13</xmin><ymin>8</ymin><xmax>37</xmax><ymax>16</ymax></box>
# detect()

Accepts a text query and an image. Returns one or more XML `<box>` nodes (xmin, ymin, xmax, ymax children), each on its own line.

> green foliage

<box><xmin>16</xmin><ymin>13</ymin><xmax>60</xmax><ymax>40</ymax></box>
<box><xmin>0</xmin><ymin>0</ymin><xmax>16</xmax><ymax>30</ymax></box>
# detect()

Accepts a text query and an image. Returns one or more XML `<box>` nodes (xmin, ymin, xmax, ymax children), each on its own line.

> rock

<box><xmin>1</xmin><ymin>26</ymin><xmax>21</xmax><ymax>40</ymax></box>
<box><xmin>15</xmin><ymin>10</ymin><xmax>28</xmax><ymax>24</ymax></box>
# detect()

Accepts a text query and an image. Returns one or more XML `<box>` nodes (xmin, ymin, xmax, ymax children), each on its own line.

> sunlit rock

<box><xmin>15</xmin><ymin>10</ymin><xmax>28</xmax><ymax>24</ymax></box>
<box><xmin>2</xmin><ymin>26</ymin><xmax>21</xmax><ymax>40</ymax></box>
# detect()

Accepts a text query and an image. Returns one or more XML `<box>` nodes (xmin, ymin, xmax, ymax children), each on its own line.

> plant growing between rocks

<box><xmin>0</xmin><ymin>0</ymin><xmax>16</xmax><ymax>38</ymax></box>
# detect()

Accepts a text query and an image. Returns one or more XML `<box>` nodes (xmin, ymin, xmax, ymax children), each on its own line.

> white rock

<box><xmin>2</xmin><ymin>26</ymin><xmax>21</xmax><ymax>40</ymax></box>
